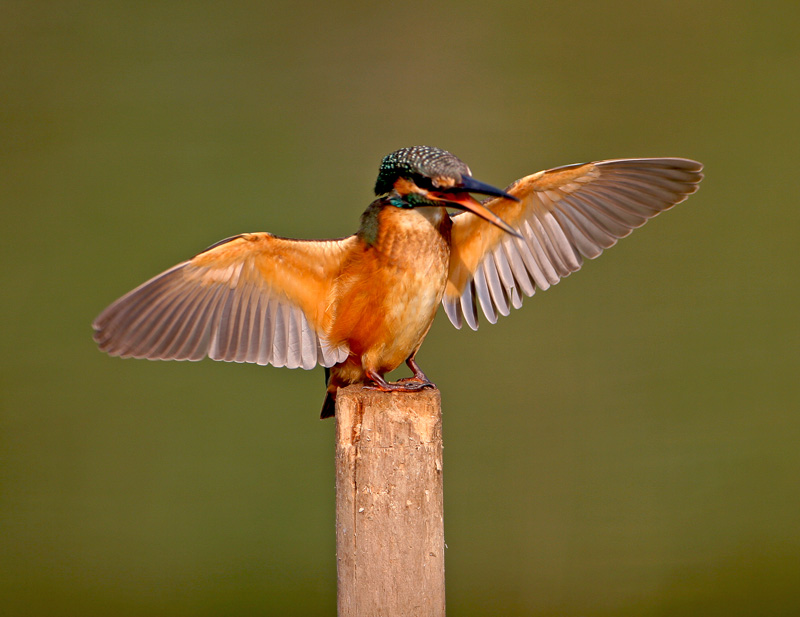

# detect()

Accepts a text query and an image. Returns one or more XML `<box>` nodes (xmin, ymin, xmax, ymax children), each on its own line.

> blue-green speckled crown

<box><xmin>374</xmin><ymin>146</ymin><xmax>471</xmax><ymax>196</ymax></box>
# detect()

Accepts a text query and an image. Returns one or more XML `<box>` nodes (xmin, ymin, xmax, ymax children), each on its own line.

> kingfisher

<box><xmin>93</xmin><ymin>146</ymin><xmax>703</xmax><ymax>417</ymax></box>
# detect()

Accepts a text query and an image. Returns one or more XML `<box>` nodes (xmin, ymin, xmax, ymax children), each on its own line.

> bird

<box><xmin>93</xmin><ymin>145</ymin><xmax>703</xmax><ymax>418</ymax></box>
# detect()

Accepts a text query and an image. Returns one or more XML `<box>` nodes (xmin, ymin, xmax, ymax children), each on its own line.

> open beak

<box><xmin>429</xmin><ymin>176</ymin><xmax>522</xmax><ymax>238</ymax></box>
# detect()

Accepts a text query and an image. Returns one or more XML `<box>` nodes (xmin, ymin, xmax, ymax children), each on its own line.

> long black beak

<box><xmin>429</xmin><ymin>176</ymin><xmax>522</xmax><ymax>239</ymax></box>
<box><xmin>459</xmin><ymin>175</ymin><xmax>519</xmax><ymax>202</ymax></box>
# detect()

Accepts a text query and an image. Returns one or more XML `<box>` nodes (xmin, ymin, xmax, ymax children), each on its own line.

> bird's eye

<box><xmin>412</xmin><ymin>175</ymin><xmax>434</xmax><ymax>191</ymax></box>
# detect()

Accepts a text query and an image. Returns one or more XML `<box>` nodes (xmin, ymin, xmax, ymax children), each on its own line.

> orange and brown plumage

<box><xmin>93</xmin><ymin>146</ymin><xmax>703</xmax><ymax>417</ymax></box>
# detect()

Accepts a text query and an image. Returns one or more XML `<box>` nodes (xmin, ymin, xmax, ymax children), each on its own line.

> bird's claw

<box><xmin>364</xmin><ymin>379</ymin><xmax>436</xmax><ymax>393</ymax></box>
<box><xmin>396</xmin><ymin>376</ymin><xmax>434</xmax><ymax>386</ymax></box>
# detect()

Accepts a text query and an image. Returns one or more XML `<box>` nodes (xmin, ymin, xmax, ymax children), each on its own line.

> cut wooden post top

<box><xmin>334</xmin><ymin>386</ymin><xmax>442</xmax><ymax>448</ymax></box>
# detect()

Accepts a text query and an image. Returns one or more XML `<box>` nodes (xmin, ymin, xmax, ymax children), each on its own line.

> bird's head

<box><xmin>374</xmin><ymin>146</ymin><xmax>520</xmax><ymax>237</ymax></box>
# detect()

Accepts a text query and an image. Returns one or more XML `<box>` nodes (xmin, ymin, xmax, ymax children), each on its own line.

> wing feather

<box><xmin>445</xmin><ymin>157</ymin><xmax>703</xmax><ymax>330</ymax></box>
<box><xmin>493</xmin><ymin>245</ymin><xmax>523</xmax><ymax>310</ymax></box>
<box><xmin>255</xmin><ymin>295</ymin><xmax>273</xmax><ymax>366</ymax></box>
<box><xmin>502</xmin><ymin>239</ymin><xmax>535</xmax><ymax>300</ymax></box>
<box><xmin>483</xmin><ymin>257</ymin><xmax>510</xmax><ymax>317</ymax></box>
<box><xmin>459</xmin><ymin>282</ymin><xmax>479</xmax><ymax>330</ymax></box>
<box><xmin>93</xmin><ymin>233</ymin><xmax>357</xmax><ymax>368</ymax></box>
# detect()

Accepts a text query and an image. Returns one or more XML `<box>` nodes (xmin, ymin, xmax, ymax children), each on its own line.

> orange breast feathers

<box><xmin>327</xmin><ymin>207</ymin><xmax>451</xmax><ymax>373</ymax></box>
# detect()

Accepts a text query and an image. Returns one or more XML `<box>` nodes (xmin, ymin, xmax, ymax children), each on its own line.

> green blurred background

<box><xmin>2</xmin><ymin>1</ymin><xmax>798</xmax><ymax>615</ymax></box>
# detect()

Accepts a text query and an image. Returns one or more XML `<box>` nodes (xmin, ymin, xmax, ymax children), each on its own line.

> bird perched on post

<box><xmin>93</xmin><ymin>146</ymin><xmax>703</xmax><ymax>417</ymax></box>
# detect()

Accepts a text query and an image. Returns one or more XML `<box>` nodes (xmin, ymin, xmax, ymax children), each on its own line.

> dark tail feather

<box><xmin>320</xmin><ymin>367</ymin><xmax>335</xmax><ymax>419</ymax></box>
<box><xmin>320</xmin><ymin>390</ymin><xmax>336</xmax><ymax>419</ymax></box>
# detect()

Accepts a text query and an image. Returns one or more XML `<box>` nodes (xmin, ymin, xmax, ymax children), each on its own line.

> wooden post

<box><xmin>335</xmin><ymin>386</ymin><xmax>445</xmax><ymax>617</ymax></box>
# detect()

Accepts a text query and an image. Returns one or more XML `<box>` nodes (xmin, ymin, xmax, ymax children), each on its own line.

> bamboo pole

<box><xmin>335</xmin><ymin>386</ymin><xmax>445</xmax><ymax>617</ymax></box>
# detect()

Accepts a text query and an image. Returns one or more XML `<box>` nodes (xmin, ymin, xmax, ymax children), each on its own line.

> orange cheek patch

<box><xmin>393</xmin><ymin>177</ymin><xmax>423</xmax><ymax>196</ymax></box>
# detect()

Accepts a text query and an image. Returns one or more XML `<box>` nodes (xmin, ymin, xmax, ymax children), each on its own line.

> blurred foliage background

<box><xmin>2</xmin><ymin>1</ymin><xmax>798</xmax><ymax>615</ymax></box>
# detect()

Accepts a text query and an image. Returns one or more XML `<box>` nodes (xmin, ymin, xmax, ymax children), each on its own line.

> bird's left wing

<box><xmin>93</xmin><ymin>233</ymin><xmax>357</xmax><ymax>369</ymax></box>
<box><xmin>444</xmin><ymin>158</ymin><xmax>703</xmax><ymax>329</ymax></box>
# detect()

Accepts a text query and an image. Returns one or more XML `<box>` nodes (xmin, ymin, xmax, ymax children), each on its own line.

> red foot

<box><xmin>364</xmin><ymin>370</ymin><xmax>436</xmax><ymax>392</ymax></box>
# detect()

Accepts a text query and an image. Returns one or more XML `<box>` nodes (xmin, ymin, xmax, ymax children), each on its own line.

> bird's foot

<box><xmin>364</xmin><ymin>380</ymin><xmax>435</xmax><ymax>393</ymax></box>
<box><xmin>395</xmin><ymin>376</ymin><xmax>436</xmax><ymax>388</ymax></box>
<box><xmin>364</xmin><ymin>370</ymin><xmax>435</xmax><ymax>393</ymax></box>
<box><xmin>399</xmin><ymin>357</ymin><xmax>434</xmax><ymax>388</ymax></box>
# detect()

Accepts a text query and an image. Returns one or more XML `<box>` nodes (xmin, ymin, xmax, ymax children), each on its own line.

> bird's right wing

<box><xmin>444</xmin><ymin>158</ymin><xmax>704</xmax><ymax>329</ymax></box>
<box><xmin>93</xmin><ymin>233</ymin><xmax>358</xmax><ymax>369</ymax></box>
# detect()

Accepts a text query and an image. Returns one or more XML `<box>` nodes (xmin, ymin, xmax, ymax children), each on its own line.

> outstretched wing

<box><xmin>444</xmin><ymin>158</ymin><xmax>704</xmax><ymax>329</ymax></box>
<box><xmin>93</xmin><ymin>233</ymin><xmax>358</xmax><ymax>369</ymax></box>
